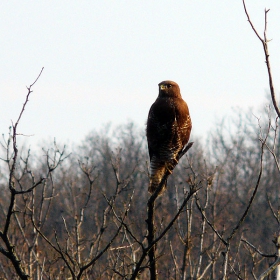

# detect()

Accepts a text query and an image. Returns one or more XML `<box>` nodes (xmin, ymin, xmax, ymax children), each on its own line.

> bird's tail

<box><xmin>148</xmin><ymin>177</ymin><xmax>167</xmax><ymax>195</ymax></box>
<box><xmin>148</xmin><ymin>164</ymin><xmax>168</xmax><ymax>195</ymax></box>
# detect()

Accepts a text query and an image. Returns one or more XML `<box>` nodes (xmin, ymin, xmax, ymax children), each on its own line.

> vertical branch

<box><xmin>221</xmin><ymin>246</ymin><xmax>230</xmax><ymax>280</ymax></box>
<box><xmin>196</xmin><ymin>181</ymin><xmax>211</xmax><ymax>278</ymax></box>
<box><xmin>169</xmin><ymin>241</ymin><xmax>180</xmax><ymax>278</ymax></box>
<box><xmin>146</xmin><ymin>142</ymin><xmax>194</xmax><ymax>280</ymax></box>
<box><xmin>181</xmin><ymin>195</ymin><xmax>194</xmax><ymax>280</ymax></box>
<box><xmin>242</xmin><ymin>0</ymin><xmax>280</xmax><ymax>118</ymax></box>
<box><xmin>131</xmin><ymin>175</ymin><xmax>196</xmax><ymax>279</ymax></box>
<box><xmin>146</xmin><ymin>192</ymin><xmax>158</xmax><ymax>280</ymax></box>
<box><xmin>272</xmin><ymin>233</ymin><xmax>280</xmax><ymax>280</ymax></box>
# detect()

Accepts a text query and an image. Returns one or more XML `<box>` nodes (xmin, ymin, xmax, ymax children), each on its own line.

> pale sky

<box><xmin>1</xmin><ymin>1</ymin><xmax>280</xmax><ymax>148</ymax></box>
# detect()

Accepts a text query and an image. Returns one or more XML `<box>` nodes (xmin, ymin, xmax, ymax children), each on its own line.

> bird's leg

<box><xmin>165</xmin><ymin>156</ymin><xmax>180</xmax><ymax>174</ymax></box>
<box><xmin>165</xmin><ymin>163</ymin><xmax>173</xmax><ymax>174</ymax></box>
<box><xmin>166</xmin><ymin>158</ymin><xmax>177</xmax><ymax>174</ymax></box>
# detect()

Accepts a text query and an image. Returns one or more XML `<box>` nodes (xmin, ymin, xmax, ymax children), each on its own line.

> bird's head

<box><xmin>158</xmin><ymin>80</ymin><xmax>181</xmax><ymax>98</ymax></box>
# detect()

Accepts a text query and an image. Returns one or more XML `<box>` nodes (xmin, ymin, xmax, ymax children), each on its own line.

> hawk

<box><xmin>146</xmin><ymin>80</ymin><xmax>192</xmax><ymax>194</ymax></box>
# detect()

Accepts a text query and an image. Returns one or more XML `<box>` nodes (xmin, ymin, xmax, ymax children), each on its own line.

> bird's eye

<box><xmin>167</xmin><ymin>84</ymin><xmax>172</xmax><ymax>88</ymax></box>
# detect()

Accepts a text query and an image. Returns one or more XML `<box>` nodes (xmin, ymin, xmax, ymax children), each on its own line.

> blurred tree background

<box><xmin>1</xmin><ymin>100</ymin><xmax>280</xmax><ymax>279</ymax></box>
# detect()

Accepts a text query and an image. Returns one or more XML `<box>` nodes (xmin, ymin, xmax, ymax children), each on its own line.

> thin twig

<box><xmin>243</xmin><ymin>0</ymin><xmax>280</xmax><ymax>118</ymax></box>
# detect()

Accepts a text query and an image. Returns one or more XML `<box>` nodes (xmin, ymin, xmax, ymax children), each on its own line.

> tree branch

<box><xmin>243</xmin><ymin>0</ymin><xmax>280</xmax><ymax>118</ymax></box>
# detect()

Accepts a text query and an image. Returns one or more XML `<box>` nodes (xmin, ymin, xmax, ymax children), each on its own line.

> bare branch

<box><xmin>243</xmin><ymin>0</ymin><xmax>280</xmax><ymax>118</ymax></box>
<box><xmin>0</xmin><ymin>68</ymin><xmax>45</xmax><ymax>280</ymax></box>
<box><xmin>241</xmin><ymin>239</ymin><xmax>275</xmax><ymax>258</ymax></box>
<box><xmin>258</xmin><ymin>257</ymin><xmax>280</xmax><ymax>280</ymax></box>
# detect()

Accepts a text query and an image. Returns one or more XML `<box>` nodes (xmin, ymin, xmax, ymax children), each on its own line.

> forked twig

<box><xmin>243</xmin><ymin>0</ymin><xmax>280</xmax><ymax>118</ymax></box>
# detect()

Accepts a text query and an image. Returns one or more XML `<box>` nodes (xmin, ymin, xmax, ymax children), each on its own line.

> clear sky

<box><xmin>1</xmin><ymin>1</ymin><xmax>280</xmax><ymax>148</ymax></box>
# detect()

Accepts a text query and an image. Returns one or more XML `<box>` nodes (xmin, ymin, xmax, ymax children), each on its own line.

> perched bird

<box><xmin>146</xmin><ymin>80</ymin><xmax>192</xmax><ymax>194</ymax></box>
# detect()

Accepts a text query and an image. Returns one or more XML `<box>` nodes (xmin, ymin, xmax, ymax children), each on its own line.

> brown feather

<box><xmin>146</xmin><ymin>80</ymin><xmax>192</xmax><ymax>194</ymax></box>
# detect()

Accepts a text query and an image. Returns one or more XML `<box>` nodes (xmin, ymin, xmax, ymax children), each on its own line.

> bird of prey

<box><xmin>146</xmin><ymin>80</ymin><xmax>192</xmax><ymax>194</ymax></box>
